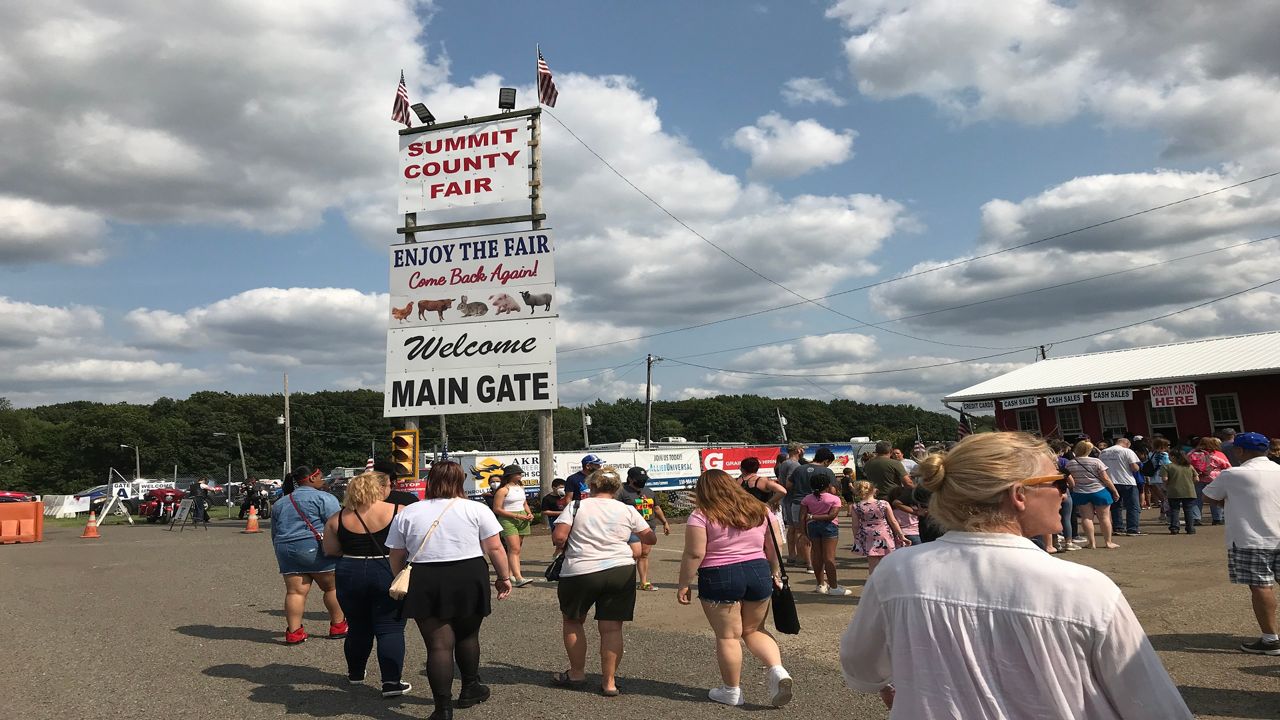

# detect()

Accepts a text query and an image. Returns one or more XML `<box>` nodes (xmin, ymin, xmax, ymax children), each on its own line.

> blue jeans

<box><xmin>1109</xmin><ymin>485</ymin><xmax>1141</xmax><ymax>534</ymax></box>
<box><xmin>1167</xmin><ymin>498</ymin><xmax>1196</xmax><ymax>533</ymax></box>
<box><xmin>335</xmin><ymin>557</ymin><xmax>406</xmax><ymax>683</ymax></box>
<box><xmin>1059</xmin><ymin>494</ymin><xmax>1073</xmax><ymax>542</ymax></box>
<box><xmin>1193</xmin><ymin>483</ymin><xmax>1223</xmax><ymax>523</ymax></box>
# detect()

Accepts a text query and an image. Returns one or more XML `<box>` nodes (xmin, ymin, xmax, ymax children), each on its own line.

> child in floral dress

<box><xmin>850</xmin><ymin>481</ymin><xmax>909</xmax><ymax>576</ymax></box>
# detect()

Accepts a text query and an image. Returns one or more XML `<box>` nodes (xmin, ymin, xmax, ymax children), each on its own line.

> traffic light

<box><xmin>391</xmin><ymin>429</ymin><xmax>420</xmax><ymax>480</ymax></box>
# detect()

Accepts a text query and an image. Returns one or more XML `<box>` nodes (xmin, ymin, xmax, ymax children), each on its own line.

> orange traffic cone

<box><xmin>80</xmin><ymin>511</ymin><xmax>101</xmax><ymax>539</ymax></box>
<box><xmin>242</xmin><ymin>506</ymin><xmax>262</xmax><ymax>534</ymax></box>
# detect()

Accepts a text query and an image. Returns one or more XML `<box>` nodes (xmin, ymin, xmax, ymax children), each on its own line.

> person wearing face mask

<box><xmin>616</xmin><ymin>467</ymin><xmax>670</xmax><ymax>592</ymax></box>
<box><xmin>541</xmin><ymin>479</ymin><xmax>569</xmax><ymax>530</ymax></box>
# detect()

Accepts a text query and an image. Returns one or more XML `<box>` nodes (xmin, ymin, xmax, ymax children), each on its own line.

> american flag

<box><xmin>913</xmin><ymin>438</ymin><xmax>927</xmax><ymax>456</ymax></box>
<box><xmin>392</xmin><ymin>70</ymin><xmax>412</xmax><ymax>127</ymax></box>
<box><xmin>957</xmin><ymin>412</ymin><xmax>973</xmax><ymax>440</ymax></box>
<box><xmin>537</xmin><ymin>51</ymin><xmax>559</xmax><ymax>107</ymax></box>
<box><xmin>364</xmin><ymin>457</ymin><xmax>374</xmax><ymax>472</ymax></box>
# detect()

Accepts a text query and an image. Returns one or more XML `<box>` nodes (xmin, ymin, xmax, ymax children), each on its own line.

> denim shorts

<box><xmin>1071</xmin><ymin>489</ymin><xmax>1114</xmax><ymax>508</ymax></box>
<box><xmin>697</xmin><ymin>559</ymin><xmax>773</xmax><ymax>605</ymax></box>
<box><xmin>274</xmin><ymin>537</ymin><xmax>336</xmax><ymax>575</ymax></box>
<box><xmin>806</xmin><ymin>519</ymin><xmax>839</xmax><ymax>540</ymax></box>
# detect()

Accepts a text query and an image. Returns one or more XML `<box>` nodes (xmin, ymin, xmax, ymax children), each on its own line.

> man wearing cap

<box><xmin>617</xmin><ymin>466</ymin><xmax>670</xmax><ymax>591</ymax></box>
<box><xmin>372</xmin><ymin>458</ymin><xmax>420</xmax><ymax>506</ymax></box>
<box><xmin>566</xmin><ymin>454</ymin><xmax>604</xmax><ymax>502</ymax></box>
<box><xmin>1201</xmin><ymin>432</ymin><xmax>1280</xmax><ymax>655</ymax></box>
<box><xmin>778</xmin><ymin>443</ymin><xmax>809</xmax><ymax>569</ymax></box>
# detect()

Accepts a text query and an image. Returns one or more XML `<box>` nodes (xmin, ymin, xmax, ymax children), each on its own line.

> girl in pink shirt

<box><xmin>678</xmin><ymin>470</ymin><xmax>792</xmax><ymax>707</ymax></box>
<box><xmin>800</xmin><ymin>475</ymin><xmax>850</xmax><ymax>596</ymax></box>
<box><xmin>851</xmin><ymin>481</ymin><xmax>908</xmax><ymax>577</ymax></box>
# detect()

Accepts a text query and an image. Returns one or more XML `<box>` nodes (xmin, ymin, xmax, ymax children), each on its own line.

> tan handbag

<box><xmin>389</xmin><ymin>498</ymin><xmax>460</xmax><ymax>600</ymax></box>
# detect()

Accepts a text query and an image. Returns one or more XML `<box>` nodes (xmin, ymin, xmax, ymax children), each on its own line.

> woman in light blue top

<box><xmin>271</xmin><ymin>465</ymin><xmax>345</xmax><ymax>644</ymax></box>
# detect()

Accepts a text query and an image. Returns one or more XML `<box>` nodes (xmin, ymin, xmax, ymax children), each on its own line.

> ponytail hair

<box><xmin>810</xmin><ymin>473</ymin><xmax>831</xmax><ymax>496</ymax></box>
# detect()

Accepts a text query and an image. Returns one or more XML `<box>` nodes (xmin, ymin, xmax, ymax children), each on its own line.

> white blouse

<box><xmin>840</xmin><ymin>533</ymin><xmax>1192</xmax><ymax>720</ymax></box>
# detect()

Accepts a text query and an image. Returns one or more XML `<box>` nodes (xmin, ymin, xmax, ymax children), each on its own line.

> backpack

<box><xmin>1140</xmin><ymin>456</ymin><xmax>1158</xmax><ymax>477</ymax></box>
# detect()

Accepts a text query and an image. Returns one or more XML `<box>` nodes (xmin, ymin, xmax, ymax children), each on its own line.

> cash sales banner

<box><xmin>388</xmin><ymin>231</ymin><xmax>556</xmax><ymax>329</ymax></box>
<box><xmin>399</xmin><ymin>116</ymin><xmax>528</xmax><ymax>214</ymax></box>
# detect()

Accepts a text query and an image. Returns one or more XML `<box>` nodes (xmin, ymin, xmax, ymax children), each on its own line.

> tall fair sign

<box><xmin>384</xmin><ymin>230</ymin><xmax>558</xmax><ymax>417</ymax></box>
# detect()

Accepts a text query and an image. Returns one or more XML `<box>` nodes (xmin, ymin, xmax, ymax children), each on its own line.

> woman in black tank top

<box><xmin>321</xmin><ymin>472</ymin><xmax>411</xmax><ymax>698</ymax></box>
<box><xmin>738</xmin><ymin>457</ymin><xmax>786</xmax><ymax>507</ymax></box>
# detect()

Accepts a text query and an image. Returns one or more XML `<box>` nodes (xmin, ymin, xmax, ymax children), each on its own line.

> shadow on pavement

<box><xmin>485</xmin><ymin>661</ymin><xmax>707</xmax><ymax>703</ymax></box>
<box><xmin>204</xmin><ymin>662</ymin><xmax>428</xmax><ymax>718</ymax></box>
<box><xmin>1147</xmin><ymin>632</ymin><xmax>1245</xmax><ymax>654</ymax></box>
<box><xmin>175</xmin><ymin>624</ymin><xmax>280</xmax><ymax>645</ymax></box>
<box><xmin>1176</xmin><ymin>684</ymin><xmax>1280</xmax><ymax>719</ymax></box>
<box><xmin>259</xmin><ymin>608</ymin><xmax>341</xmax><ymax>622</ymax></box>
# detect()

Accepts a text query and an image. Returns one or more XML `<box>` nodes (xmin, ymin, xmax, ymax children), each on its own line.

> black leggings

<box><xmin>416</xmin><ymin>615</ymin><xmax>484</xmax><ymax>697</ymax></box>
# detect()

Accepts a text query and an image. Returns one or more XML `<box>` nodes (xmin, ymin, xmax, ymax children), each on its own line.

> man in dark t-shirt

<box><xmin>615</xmin><ymin>467</ymin><xmax>669</xmax><ymax>591</ymax></box>
<box><xmin>373</xmin><ymin>458</ymin><xmax>419</xmax><ymax>506</ymax></box>
<box><xmin>787</xmin><ymin>446</ymin><xmax>836</xmax><ymax>570</ymax></box>
<box><xmin>540</xmin><ymin>478</ymin><xmax>568</xmax><ymax>529</ymax></box>
<box><xmin>863</xmin><ymin>441</ymin><xmax>911</xmax><ymax>500</ymax></box>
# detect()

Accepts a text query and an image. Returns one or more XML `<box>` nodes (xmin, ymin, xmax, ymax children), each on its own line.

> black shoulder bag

<box><xmin>766</xmin><ymin>515</ymin><xmax>801</xmax><ymax>634</ymax></box>
<box><xmin>544</xmin><ymin>497</ymin><xmax>581</xmax><ymax>582</ymax></box>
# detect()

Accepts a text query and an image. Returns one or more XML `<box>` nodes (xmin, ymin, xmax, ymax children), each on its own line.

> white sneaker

<box><xmin>826</xmin><ymin>585</ymin><xmax>854</xmax><ymax>597</ymax></box>
<box><xmin>766</xmin><ymin>666</ymin><xmax>793</xmax><ymax>707</ymax></box>
<box><xmin>708</xmin><ymin>686</ymin><xmax>744</xmax><ymax>706</ymax></box>
<box><xmin>814</xmin><ymin>583</ymin><xmax>829</xmax><ymax>594</ymax></box>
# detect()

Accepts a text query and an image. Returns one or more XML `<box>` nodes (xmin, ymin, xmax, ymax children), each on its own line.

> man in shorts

<box><xmin>616</xmin><ymin>467</ymin><xmax>670</xmax><ymax>591</ymax></box>
<box><xmin>1201</xmin><ymin>432</ymin><xmax>1280</xmax><ymax>655</ymax></box>
<box><xmin>777</xmin><ymin>443</ymin><xmax>806</xmax><ymax>567</ymax></box>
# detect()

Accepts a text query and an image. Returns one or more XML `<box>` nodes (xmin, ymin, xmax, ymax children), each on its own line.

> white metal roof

<box><xmin>944</xmin><ymin>331</ymin><xmax>1280</xmax><ymax>402</ymax></box>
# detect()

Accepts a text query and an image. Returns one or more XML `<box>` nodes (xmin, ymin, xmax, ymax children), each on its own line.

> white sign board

<box><xmin>1150</xmin><ymin>382</ymin><xmax>1197</xmax><ymax>408</ymax></box>
<box><xmin>1045</xmin><ymin>392</ymin><xmax>1083</xmax><ymax>407</ymax></box>
<box><xmin>961</xmin><ymin>400</ymin><xmax>996</xmax><ymax>413</ymax></box>
<box><xmin>389</xmin><ymin>232</ymin><xmax>557</xmax><ymax>329</ymax></box>
<box><xmin>1001</xmin><ymin>396</ymin><xmax>1038</xmax><ymax>410</ymax></box>
<box><xmin>386</xmin><ymin>320</ymin><xmax>555</xmax><ymax>373</ymax></box>
<box><xmin>399</xmin><ymin>117</ymin><xmax>529</xmax><ymax>214</ymax></box>
<box><xmin>385</xmin><ymin>365</ymin><xmax>556</xmax><ymax>417</ymax></box>
<box><xmin>1091</xmin><ymin>389</ymin><xmax>1134</xmax><ymax>401</ymax></box>
<box><xmin>634</xmin><ymin>450</ymin><xmax>701</xmax><ymax>481</ymax></box>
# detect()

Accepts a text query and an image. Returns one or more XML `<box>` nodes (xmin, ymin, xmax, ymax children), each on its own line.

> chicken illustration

<box><xmin>390</xmin><ymin>302</ymin><xmax>414</xmax><ymax>323</ymax></box>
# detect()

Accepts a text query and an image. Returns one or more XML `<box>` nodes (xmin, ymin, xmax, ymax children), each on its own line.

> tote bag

<box><xmin>767</xmin><ymin>516</ymin><xmax>800</xmax><ymax>634</ymax></box>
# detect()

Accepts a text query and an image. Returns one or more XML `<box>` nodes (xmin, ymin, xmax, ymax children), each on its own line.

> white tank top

<box><xmin>501</xmin><ymin>485</ymin><xmax>528</xmax><ymax>513</ymax></box>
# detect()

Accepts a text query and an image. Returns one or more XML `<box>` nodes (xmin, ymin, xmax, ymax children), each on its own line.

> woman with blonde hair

<box><xmin>1065</xmin><ymin>439</ymin><xmax>1121</xmax><ymax>549</ymax></box>
<box><xmin>322</xmin><ymin>472</ymin><xmax>410</xmax><ymax>696</ymax></box>
<box><xmin>677</xmin><ymin>470</ymin><xmax>792</xmax><ymax>707</ymax></box>
<box><xmin>551</xmin><ymin>467</ymin><xmax>656</xmax><ymax>697</ymax></box>
<box><xmin>840</xmin><ymin>432</ymin><xmax>1192</xmax><ymax>719</ymax></box>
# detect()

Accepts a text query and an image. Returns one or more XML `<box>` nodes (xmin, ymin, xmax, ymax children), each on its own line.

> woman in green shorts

<box><xmin>493</xmin><ymin>465</ymin><xmax>535</xmax><ymax>587</ymax></box>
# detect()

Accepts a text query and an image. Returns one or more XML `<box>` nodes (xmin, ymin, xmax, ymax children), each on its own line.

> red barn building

<box><xmin>943</xmin><ymin>332</ymin><xmax>1280</xmax><ymax>442</ymax></box>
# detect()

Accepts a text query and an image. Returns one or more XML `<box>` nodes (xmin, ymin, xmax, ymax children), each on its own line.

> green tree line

<box><xmin>0</xmin><ymin>392</ymin><xmax>990</xmax><ymax>495</ymax></box>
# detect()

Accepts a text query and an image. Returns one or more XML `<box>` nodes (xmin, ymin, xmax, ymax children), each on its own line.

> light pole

<box><xmin>119</xmin><ymin>444</ymin><xmax>141</xmax><ymax>480</ymax></box>
<box><xmin>213</xmin><ymin>432</ymin><xmax>248</xmax><ymax>481</ymax></box>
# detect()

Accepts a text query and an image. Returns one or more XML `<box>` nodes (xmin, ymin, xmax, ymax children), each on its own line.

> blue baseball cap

<box><xmin>582</xmin><ymin>453</ymin><xmax>605</xmax><ymax>466</ymax></box>
<box><xmin>1233</xmin><ymin>432</ymin><xmax>1269</xmax><ymax>452</ymax></box>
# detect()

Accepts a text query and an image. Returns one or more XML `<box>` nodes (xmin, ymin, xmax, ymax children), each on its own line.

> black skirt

<box><xmin>400</xmin><ymin>557</ymin><xmax>492</xmax><ymax>620</ymax></box>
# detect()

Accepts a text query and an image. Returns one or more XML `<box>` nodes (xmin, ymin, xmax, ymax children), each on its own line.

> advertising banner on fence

<box><xmin>701</xmin><ymin>447</ymin><xmax>783</xmax><ymax>477</ymax></box>
<box><xmin>1151</xmin><ymin>382</ymin><xmax>1197</xmax><ymax>408</ymax></box>
<box><xmin>454</xmin><ymin>449</ymin><xmax>703</xmax><ymax>496</ymax></box>
<box><xmin>399</xmin><ymin>117</ymin><xmax>529</xmax><ymax>214</ymax></box>
<box><xmin>389</xmin><ymin>232</ymin><xmax>556</xmax><ymax>329</ymax></box>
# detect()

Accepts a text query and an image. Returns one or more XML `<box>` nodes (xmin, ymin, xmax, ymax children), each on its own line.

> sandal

<box><xmin>638</xmin><ymin>582</ymin><xmax>656</xmax><ymax>592</ymax></box>
<box><xmin>551</xmin><ymin>671</ymin><xmax>585</xmax><ymax>688</ymax></box>
<box><xmin>601</xmin><ymin>686</ymin><xmax>620</xmax><ymax>697</ymax></box>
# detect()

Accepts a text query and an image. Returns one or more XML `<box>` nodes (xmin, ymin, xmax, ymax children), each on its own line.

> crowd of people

<box><xmin>264</xmin><ymin>428</ymin><xmax>1280</xmax><ymax>718</ymax></box>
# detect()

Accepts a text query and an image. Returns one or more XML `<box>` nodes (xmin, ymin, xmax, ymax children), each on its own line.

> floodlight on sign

<box><xmin>498</xmin><ymin>87</ymin><xmax>517</xmax><ymax>111</ymax></box>
<box><xmin>411</xmin><ymin>103</ymin><xmax>435</xmax><ymax>124</ymax></box>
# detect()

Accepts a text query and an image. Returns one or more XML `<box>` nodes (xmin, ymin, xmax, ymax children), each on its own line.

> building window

<box><xmin>1147</xmin><ymin>400</ymin><xmax>1178</xmax><ymax>441</ymax></box>
<box><xmin>1207</xmin><ymin>394</ymin><xmax>1242</xmax><ymax>433</ymax></box>
<box><xmin>1055</xmin><ymin>406</ymin><xmax>1083</xmax><ymax>437</ymax></box>
<box><xmin>1099</xmin><ymin>402</ymin><xmax>1127</xmax><ymax>438</ymax></box>
<box><xmin>1017</xmin><ymin>408</ymin><xmax>1041</xmax><ymax>434</ymax></box>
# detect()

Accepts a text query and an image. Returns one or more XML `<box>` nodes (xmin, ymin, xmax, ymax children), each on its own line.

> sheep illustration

<box><xmin>519</xmin><ymin>290</ymin><xmax>552</xmax><ymax>313</ymax></box>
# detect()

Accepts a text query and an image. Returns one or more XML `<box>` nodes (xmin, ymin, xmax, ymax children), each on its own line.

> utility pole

<box><xmin>581</xmin><ymin>405</ymin><xmax>591</xmax><ymax>448</ymax></box>
<box><xmin>531</xmin><ymin>106</ymin><xmax>555</xmax><ymax>497</ymax></box>
<box><xmin>645</xmin><ymin>354</ymin><xmax>660</xmax><ymax>450</ymax></box>
<box><xmin>440</xmin><ymin>415</ymin><xmax>449</xmax><ymax>459</ymax></box>
<box><xmin>776</xmin><ymin>407</ymin><xmax>788</xmax><ymax>443</ymax></box>
<box><xmin>1039</xmin><ymin>345</ymin><xmax>1047</xmax><ymax>361</ymax></box>
<box><xmin>282</xmin><ymin>373</ymin><xmax>292</xmax><ymax>475</ymax></box>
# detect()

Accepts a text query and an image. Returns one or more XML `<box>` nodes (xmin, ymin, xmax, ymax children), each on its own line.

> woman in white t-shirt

<box><xmin>551</xmin><ymin>467</ymin><xmax>657</xmax><ymax>697</ymax></box>
<box><xmin>386</xmin><ymin>462</ymin><xmax>512</xmax><ymax>720</ymax></box>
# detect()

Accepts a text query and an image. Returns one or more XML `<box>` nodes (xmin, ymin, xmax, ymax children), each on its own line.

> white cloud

<box><xmin>0</xmin><ymin>196</ymin><xmax>108</xmax><ymax>265</ymax></box>
<box><xmin>0</xmin><ymin>296</ymin><xmax>103</xmax><ymax>349</ymax></box>
<box><xmin>730</xmin><ymin>113</ymin><xmax>856</xmax><ymax>180</ymax></box>
<box><xmin>781</xmin><ymin>77</ymin><xmax>847</xmax><ymax>107</ymax></box>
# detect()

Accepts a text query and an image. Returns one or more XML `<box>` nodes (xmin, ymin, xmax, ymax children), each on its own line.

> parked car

<box><xmin>0</xmin><ymin>490</ymin><xmax>37</xmax><ymax>502</ymax></box>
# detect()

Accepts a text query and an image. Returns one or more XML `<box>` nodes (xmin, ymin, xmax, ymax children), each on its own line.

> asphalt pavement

<box><xmin>3</xmin><ymin>509</ymin><xmax>1277</xmax><ymax>719</ymax></box>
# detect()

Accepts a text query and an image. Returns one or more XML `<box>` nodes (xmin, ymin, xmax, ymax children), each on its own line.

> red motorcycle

<box><xmin>138</xmin><ymin>488</ymin><xmax>187</xmax><ymax>523</ymax></box>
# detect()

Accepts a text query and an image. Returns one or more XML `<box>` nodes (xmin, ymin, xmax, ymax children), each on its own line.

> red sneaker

<box><xmin>328</xmin><ymin>620</ymin><xmax>349</xmax><ymax>639</ymax></box>
<box><xmin>285</xmin><ymin>626</ymin><xmax>308</xmax><ymax>645</ymax></box>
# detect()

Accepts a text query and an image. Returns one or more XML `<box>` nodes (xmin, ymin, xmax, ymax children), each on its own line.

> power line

<box><xmin>665</xmin><ymin>231</ymin><xmax>1280</xmax><ymax>362</ymax></box>
<box><xmin>662</xmin><ymin>274</ymin><xmax>1280</xmax><ymax>380</ymax></box>
<box><xmin>553</xmin><ymin>168</ymin><xmax>1280</xmax><ymax>354</ymax></box>
<box><xmin>544</xmin><ymin>109</ymin><xmax>1020</xmax><ymax>352</ymax></box>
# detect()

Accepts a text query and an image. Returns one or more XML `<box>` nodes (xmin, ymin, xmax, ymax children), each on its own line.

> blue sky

<box><xmin>2</xmin><ymin>0</ymin><xmax>1278</xmax><ymax>411</ymax></box>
